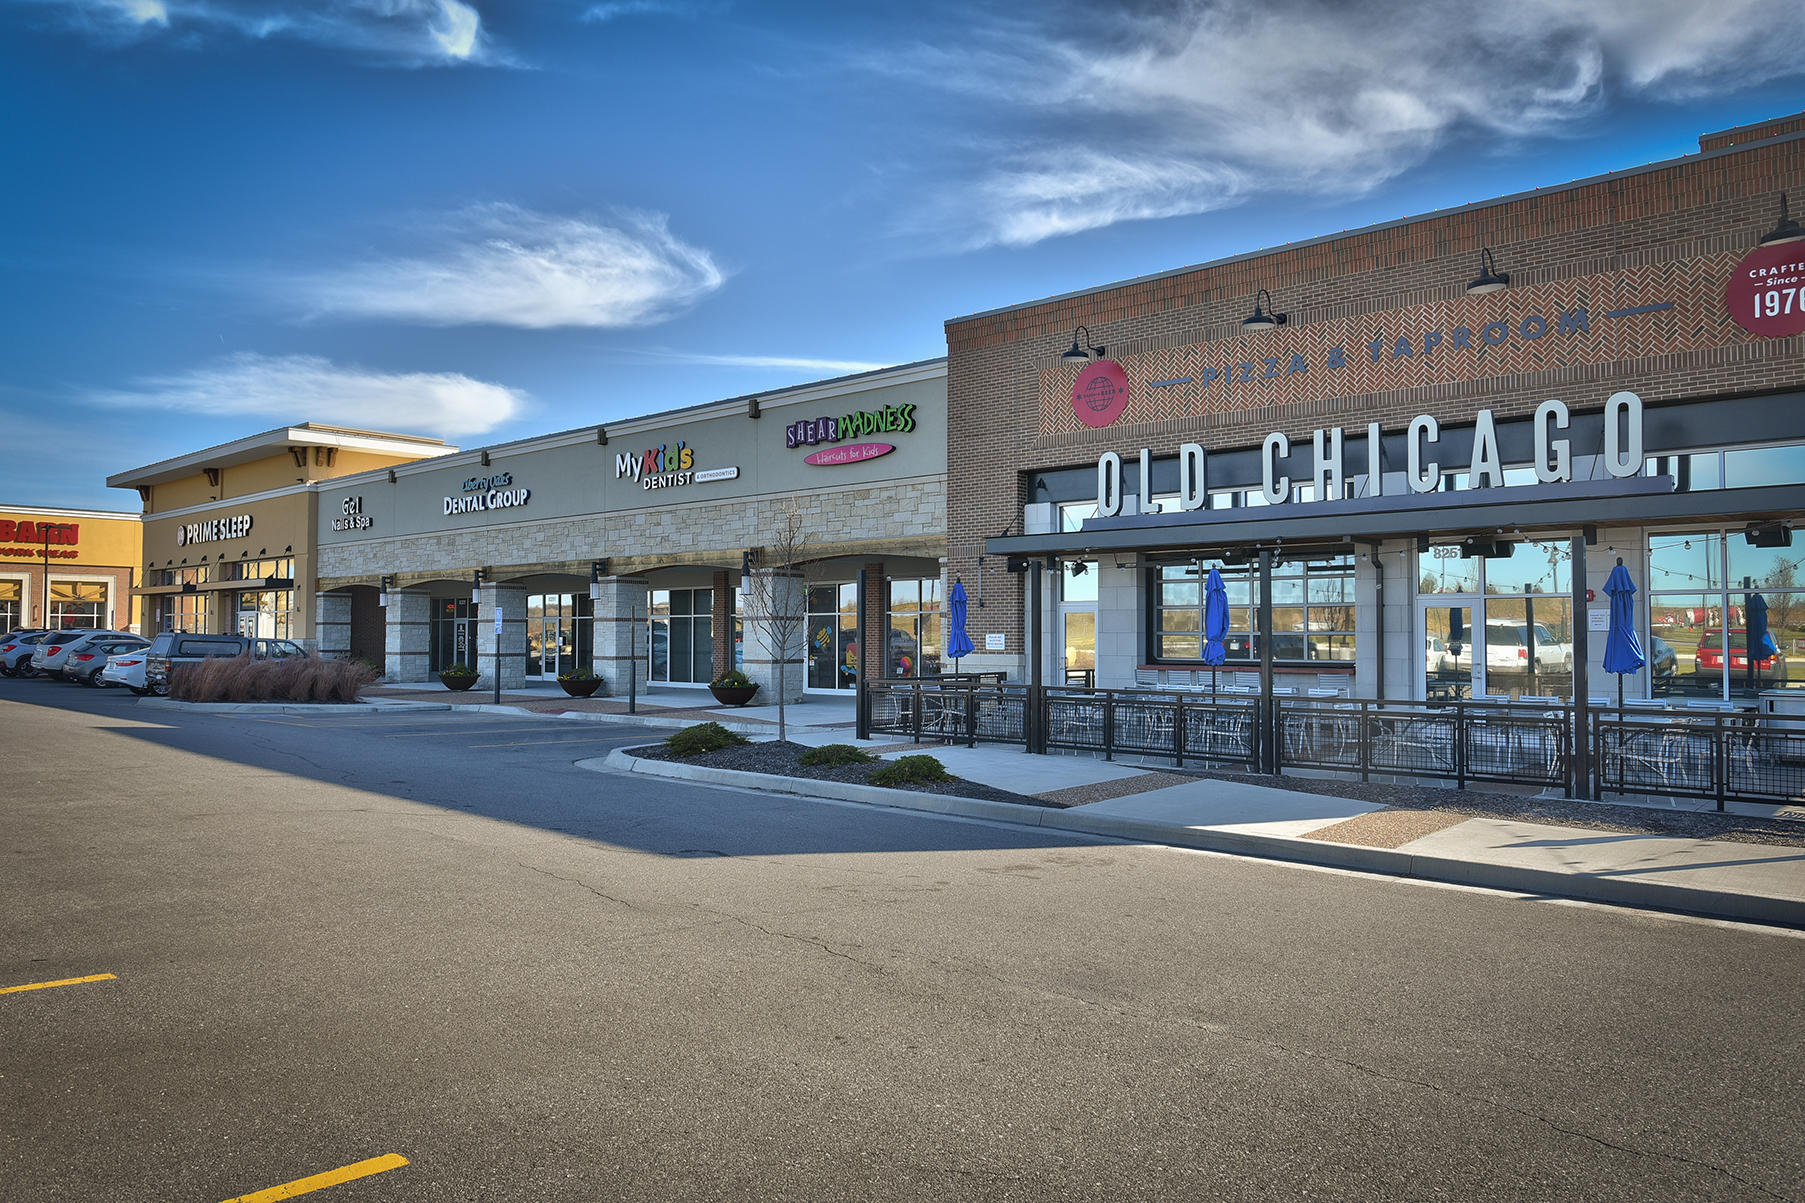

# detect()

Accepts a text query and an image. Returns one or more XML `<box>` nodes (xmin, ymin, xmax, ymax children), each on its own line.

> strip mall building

<box><xmin>962</xmin><ymin>113</ymin><xmax>1805</xmax><ymax>709</ymax></box>
<box><xmin>312</xmin><ymin>360</ymin><xmax>947</xmax><ymax>698</ymax></box>
<box><xmin>0</xmin><ymin>505</ymin><xmax>142</xmax><ymax>632</ymax></box>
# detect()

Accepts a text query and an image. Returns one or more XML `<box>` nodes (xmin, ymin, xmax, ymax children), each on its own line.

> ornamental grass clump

<box><xmin>664</xmin><ymin>721</ymin><xmax>749</xmax><ymax>757</ymax></box>
<box><xmin>799</xmin><ymin>743</ymin><xmax>876</xmax><ymax>767</ymax></box>
<box><xmin>868</xmin><ymin>754</ymin><xmax>953</xmax><ymax>787</ymax></box>
<box><xmin>170</xmin><ymin>655</ymin><xmax>376</xmax><ymax>704</ymax></box>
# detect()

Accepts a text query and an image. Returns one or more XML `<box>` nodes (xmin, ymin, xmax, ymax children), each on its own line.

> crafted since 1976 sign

<box><xmin>1726</xmin><ymin>242</ymin><xmax>1805</xmax><ymax>338</ymax></box>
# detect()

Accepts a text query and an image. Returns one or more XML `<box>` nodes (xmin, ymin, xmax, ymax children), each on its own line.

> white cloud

<box><xmin>297</xmin><ymin>205</ymin><xmax>727</xmax><ymax>329</ymax></box>
<box><xmin>90</xmin><ymin>353</ymin><xmax>525</xmax><ymax>439</ymax></box>
<box><xmin>632</xmin><ymin>351</ymin><xmax>892</xmax><ymax>374</ymax></box>
<box><xmin>24</xmin><ymin>0</ymin><xmax>494</xmax><ymax>65</ymax></box>
<box><xmin>580</xmin><ymin>0</ymin><xmax>717</xmax><ymax>23</ymax></box>
<box><xmin>883</xmin><ymin>0</ymin><xmax>1805</xmax><ymax>248</ymax></box>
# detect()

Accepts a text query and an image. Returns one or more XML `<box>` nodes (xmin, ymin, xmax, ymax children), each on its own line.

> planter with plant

<box><xmin>439</xmin><ymin>664</ymin><xmax>479</xmax><ymax>691</ymax></box>
<box><xmin>708</xmin><ymin>668</ymin><xmax>760</xmax><ymax>707</ymax></box>
<box><xmin>557</xmin><ymin>667</ymin><xmax>604</xmax><ymax>698</ymax></box>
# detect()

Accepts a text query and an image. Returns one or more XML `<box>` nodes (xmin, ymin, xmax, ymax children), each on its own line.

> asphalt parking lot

<box><xmin>6</xmin><ymin>679</ymin><xmax>1805</xmax><ymax>1201</ymax></box>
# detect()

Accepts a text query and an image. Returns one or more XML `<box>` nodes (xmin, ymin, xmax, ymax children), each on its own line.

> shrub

<box><xmin>800</xmin><ymin>743</ymin><xmax>877</xmax><ymax>767</ymax></box>
<box><xmin>869</xmin><ymin>754</ymin><xmax>954</xmax><ymax>787</ymax></box>
<box><xmin>439</xmin><ymin>663</ymin><xmax>479</xmax><ymax>679</ymax></box>
<box><xmin>664</xmin><ymin>721</ymin><xmax>749</xmax><ymax>757</ymax></box>
<box><xmin>169</xmin><ymin>655</ymin><xmax>376</xmax><ymax>704</ymax></box>
<box><xmin>711</xmin><ymin>669</ymin><xmax>754</xmax><ymax>688</ymax></box>
<box><xmin>558</xmin><ymin>667</ymin><xmax>599</xmax><ymax>682</ymax></box>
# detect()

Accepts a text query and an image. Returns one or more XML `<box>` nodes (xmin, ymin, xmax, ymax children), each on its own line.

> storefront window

<box><xmin>161</xmin><ymin>593</ymin><xmax>208</xmax><ymax>633</ymax></box>
<box><xmin>225</xmin><ymin>557</ymin><xmax>294</xmax><ymax>582</ymax></box>
<box><xmin>50</xmin><ymin>581</ymin><xmax>106</xmax><ymax>629</ymax></box>
<box><xmin>1153</xmin><ymin>557</ymin><xmax>1354</xmax><ymax>663</ymax></box>
<box><xmin>648</xmin><ymin>588</ymin><xmax>712</xmax><ymax>684</ymax></box>
<box><xmin>234</xmin><ymin>590</ymin><xmax>295</xmax><ymax>639</ymax></box>
<box><xmin>157</xmin><ymin>565</ymin><xmax>211</xmax><ymax>587</ymax></box>
<box><xmin>1417</xmin><ymin>548</ymin><xmax>1482</xmax><ymax>595</ymax></box>
<box><xmin>527</xmin><ymin>593</ymin><xmax>593</xmax><ymax>677</ymax></box>
<box><xmin>805</xmin><ymin>583</ymin><xmax>857</xmax><ymax>690</ymax></box>
<box><xmin>887</xmin><ymin>577</ymin><xmax>942</xmax><ymax>678</ymax></box>
<box><xmin>0</xmin><ymin>580</ymin><xmax>19</xmax><ymax>632</ymax></box>
<box><xmin>430</xmin><ymin>597</ymin><xmax>479</xmax><ymax>672</ymax></box>
<box><xmin>1481</xmin><ymin>594</ymin><xmax>1574</xmax><ymax>698</ymax></box>
<box><xmin>1649</xmin><ymin>530</ymin><xmax>1805</xmax><ymax>700</ymax></box>
<box><xmin>1723</xmin><ymin>443</ymin><xmax>1805</xmax><ymax>491</ymax></box>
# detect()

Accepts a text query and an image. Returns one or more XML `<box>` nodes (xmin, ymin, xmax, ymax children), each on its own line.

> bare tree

<box><xmin>743</xmin><ymin>498</ymin><xmax>811</xmax><ymax>741</ymax></box>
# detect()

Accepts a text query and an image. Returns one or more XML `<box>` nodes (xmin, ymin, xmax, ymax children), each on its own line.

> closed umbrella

<box><xmin>1202</xmin><ymin>567</ymin><xmax>1229</xmax><ymax>702</ymax></box>
<box><xmin>1602</xmin><ymin>559</ymin><xmax>1645</xmax><ymax>709</ymax></box>
<box><xmin>946</xmin><ymin>579</ymin><xmax>975</xmax><ymax>672</ymax></box>
<box><xmin>1746</xmin><ymin>592</ymin><xmax>1777</xmax><ymax>692</ymax></box>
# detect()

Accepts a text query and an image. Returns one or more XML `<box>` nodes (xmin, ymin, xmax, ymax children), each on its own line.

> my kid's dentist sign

<box><xmin>615</xmin><ymin>440</ymin><xmax>739</xmax><ymax>490</ymax></box>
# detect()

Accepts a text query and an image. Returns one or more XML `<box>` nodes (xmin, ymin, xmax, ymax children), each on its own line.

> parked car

<box><xmin>1650</xmin><ymin>635</ymin><xmax>1677</xmax><ymax>680</ymax></box>
<box><xmin>1694</xmin><ymin>628</ymin><xmax>1786</xmax><ymax>686</ymax></box>
<box><xmin>3</xmin><ymin>630</ymin><xmax>79</xmax><ymax>677</ymax></box>
<box><xmin>0</xmin><ymin>630</ymin><xmax>49</xmax><ymax>675</ymax></box>
<box><xmin>1483</xmin><ymin>620</ymin><xmax>1573</xmax><ymax>674</ymax></box>
<box><xmin>97</xmin><ymin>646</ymin><xmax>153</xmax><ymax>694</ymax></box>
<box><xmin>143</xmin><ymin>633</ymin><xmax>310</xmax><ymax>695</ymax></box>
<box><xmin>31</xmin><ymin>630</ymin><xmax>137</xmax><ymax>680</ymax></box>
<box><xmin>65</xmin><ymin>637</ymin><xmax>150</xmax><ymax>686</ymax></box>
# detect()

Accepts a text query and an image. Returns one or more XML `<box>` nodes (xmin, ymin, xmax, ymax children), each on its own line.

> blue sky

<box><xmin>4</xmin><ymin>0</ymin><xmax>1804</xmax><ymax>510</ymax></box>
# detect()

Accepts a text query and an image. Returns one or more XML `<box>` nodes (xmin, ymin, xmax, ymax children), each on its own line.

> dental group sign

<box><xmin>1726</xmin><ymin>243</ymin><xmax>1805</xmax><ymax>338</ymax></box>
<box><xmin>443</xmin><ymin>472</ymin><xmax>531</xmax><ymax>517</ymax></box>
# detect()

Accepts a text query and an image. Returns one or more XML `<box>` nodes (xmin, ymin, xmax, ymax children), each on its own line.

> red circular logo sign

<box><xmin>1726</xmin><ymin>242</ymin><xmax>1805</xmax><ymax>337</ymax></box>
<box><xmin>1071</xmin><ymin>360</ymin><xmax>1129</xmax><ymax>429</ymax></box>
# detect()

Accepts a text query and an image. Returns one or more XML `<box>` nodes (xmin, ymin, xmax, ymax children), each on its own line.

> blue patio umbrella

<box><xmin>1746</xmin><ymin>592</ymin><xmax>1778</xmax><ymax>690</ymax></box>
<box><xmin>1202</xmin><ymin>566</ymin><xmax>1229</xmax><ymax>700</ymax></box>
<box><xmin>946</xmin><ymin>579</ymin><xmax>976</xmax><ymax>670</ymax></box>
<box><xmin>1602</xmin><ymin>560</ymin><xmax>1645</xmax><ymax>709</ymax></box>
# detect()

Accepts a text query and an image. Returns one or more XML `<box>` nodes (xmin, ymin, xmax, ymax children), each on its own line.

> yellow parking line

<box><xmin>0</xmin><ymin>972</ymin><xmax>116</xmax><ymax>996</ymax></box>
<box><xmin>219</xmin><ymin>1153</ymin><xmax>409</xmax><ymax>1202</ymax></box>
<box><xmin>468</xmin><ymin>737</ymin><xmax>630</xmax><ymax>747</ymax></box>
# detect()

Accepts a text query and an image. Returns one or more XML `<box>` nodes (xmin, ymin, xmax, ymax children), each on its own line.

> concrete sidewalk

<box><xmin>593</xmin><ymin>724</ymin><xmax>1805</xmax><ymax>930</ymax></box>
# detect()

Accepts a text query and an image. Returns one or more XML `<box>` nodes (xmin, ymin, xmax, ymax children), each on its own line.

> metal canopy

<box><xmin>988</xmin><ymin>478</ymin><xmax>1805</xmax><ymax>558</ymax></box>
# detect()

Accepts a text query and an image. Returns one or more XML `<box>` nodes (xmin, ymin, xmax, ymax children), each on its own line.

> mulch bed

<box><xmin>633</xmin><ymin>740</ymin><xmax>1064</xmax><ymax>809</ymax></box>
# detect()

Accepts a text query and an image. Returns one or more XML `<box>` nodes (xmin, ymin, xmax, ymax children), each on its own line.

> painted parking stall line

<box><xmin>218</xmin><ymin>1153</ymin><xmax>409</xmax><ymax>1202</ymax></box>
<box><xmin>0</xmin><ymin>972</ymin><xmax>116</xmax><ymax>996</ymax></box>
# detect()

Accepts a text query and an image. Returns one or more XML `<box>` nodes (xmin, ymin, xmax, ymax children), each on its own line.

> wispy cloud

<box><xmin>296</xmin><ymin>205</ymin><xmax>726</xmax><ymax>329</ymax></box>
<box><xmin>89</xmin><ymin>353</ymin><xmax>525</xmax><ymax>439</ymax></box>
<box><xmin>879</xmin><ymin>0</ymin><xmax>1805</xmax><ymax>249</ymax></box>
<box><xmin>20</xmin><ymin>0</ymin><xmax>495</xmax><ymax>66</ymax></box>
<box><xmin>580</xmin><ymin>0</ymin><xmax>721</xmax><ymax>23</ymax></box>
<box><xmin>630</xmin><ymin>351</ymin><xmax>892</xmax><ymax>374</ymax></box>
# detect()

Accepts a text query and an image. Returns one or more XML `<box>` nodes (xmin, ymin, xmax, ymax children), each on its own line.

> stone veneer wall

<box><xmin>318</xmin><ymin>477</ymin><xmax>945</xmax><ymax>583</ymax></box>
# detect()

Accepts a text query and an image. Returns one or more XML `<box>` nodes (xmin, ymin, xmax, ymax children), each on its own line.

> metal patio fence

<box><xmin>860</xmin><ymin>679</ymin><xmax>1805</xmax><ymax>810</ymax></box>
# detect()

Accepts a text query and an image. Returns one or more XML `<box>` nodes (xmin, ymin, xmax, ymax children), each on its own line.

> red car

<box><xmin>1694</xmin><ymin>629</ymin><xmax>1785</xmax><ymax>685</ymax></box>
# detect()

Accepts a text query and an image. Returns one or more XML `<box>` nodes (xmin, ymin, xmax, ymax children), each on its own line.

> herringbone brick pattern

<box><xmin>1037</xmin><ymin>253</ymin><xmax>1748</xmax><ymax>436</ymax></box>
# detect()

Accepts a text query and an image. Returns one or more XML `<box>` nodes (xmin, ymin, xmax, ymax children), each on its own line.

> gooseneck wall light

<box><xmin>1241</xmin><ymin>289</ymin><xmax>1287</xmax><ymax>333</ymax></box>
<box><xmin>1759</xmin><ymin>193</ymin><xmax>1804</xmax><ymax>246</ymax></box>
<box><xmin>1466</xmin><ymin>247</ymin><xmax>1510</xmax><ymax>296</ymax></box>
<box><xmin>1060</xmin><ymin>325</ymin><xmax>1106</xmax><ymax>362</ymax></box>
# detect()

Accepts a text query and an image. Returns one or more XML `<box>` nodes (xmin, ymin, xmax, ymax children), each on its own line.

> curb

<box><xmin>425</xmin><ymin>704</ymin><xmax>851</xmax><ymax>737</ymax></box>
<box><xmin>136</xmin><ymin>698</ymin><xmax>452</xmax><ymax>716</ymax></box>
<box><xmin>594</xmin><ymin>749</ymin><xmax>1805</xmax><ymax>930</ymax></box>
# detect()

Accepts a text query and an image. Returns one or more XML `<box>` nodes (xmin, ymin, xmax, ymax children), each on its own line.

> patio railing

<box><xmin>858</xmin><ymin>680</ymin><xmax>1805</xmax><ymax>810</ymax></box>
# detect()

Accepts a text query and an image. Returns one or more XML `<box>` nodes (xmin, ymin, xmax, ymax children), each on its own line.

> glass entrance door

<box><xmin>1423</xmin><ymin>601</ymin><xmax>1475</xmax><ymax>700</ymax></box>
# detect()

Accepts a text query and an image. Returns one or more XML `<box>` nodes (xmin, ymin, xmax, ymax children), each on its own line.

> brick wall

<box><xmin>943</xmin><ymin>127</ymin><xmax>1805</xmax><ymax>648</ymax></box>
